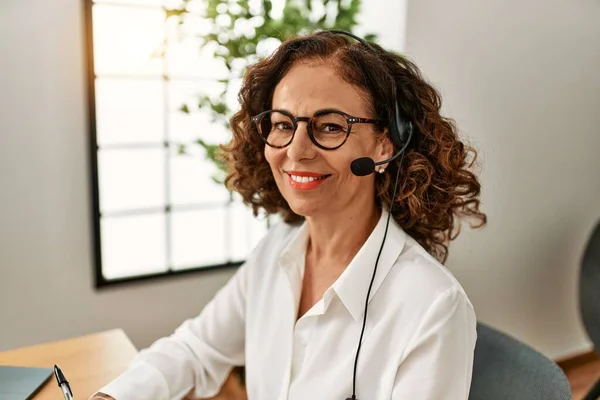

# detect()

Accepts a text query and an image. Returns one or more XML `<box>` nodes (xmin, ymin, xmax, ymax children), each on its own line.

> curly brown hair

<box><xmin>220</xmin><ymin>31</ymin><xmax>487</xmax><ymax>263</ymax></box>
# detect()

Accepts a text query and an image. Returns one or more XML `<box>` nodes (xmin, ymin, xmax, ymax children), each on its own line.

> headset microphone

<box><xmin>350</xmin><ymin>127</ymin><xmax>413</xmax><ymax>176</ymax></box>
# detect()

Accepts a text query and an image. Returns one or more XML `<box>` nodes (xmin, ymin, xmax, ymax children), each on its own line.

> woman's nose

<box><xmin>286</xmin><ymin>121</ymin><xmax>316</xmax><ymax>161</ymax></box>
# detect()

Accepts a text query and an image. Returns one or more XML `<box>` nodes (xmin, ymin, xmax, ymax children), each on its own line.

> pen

<box><xmin>53</xmin><ymin>364</ymin><xmax>74</xmax><ymax>400</ymax></box>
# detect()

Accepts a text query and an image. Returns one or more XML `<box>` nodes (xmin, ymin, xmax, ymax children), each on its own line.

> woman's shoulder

<box><xmin>245</xmin><ymin>218</ymin><xmax>304</xmax><ymax>266</ymax></box>
<box><xmin>376</xmin><ymin>234</ymin><xmax>476</xmax><ymax>346</ymax></box>
<box><xmin>386</xmin><ymin>234</ymin><xmax>474</xmax><ymax>312</ymax></box>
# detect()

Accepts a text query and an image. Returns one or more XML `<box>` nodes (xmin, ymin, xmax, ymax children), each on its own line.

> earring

<box><xmin>378</xmin><ymin>168</ymin><xmax>385</xmax><ymax>174</ymax></box>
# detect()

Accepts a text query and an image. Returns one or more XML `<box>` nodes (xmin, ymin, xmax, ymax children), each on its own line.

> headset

<box><xmin>318</xmin><ymin>30</ymin><xmax>414</xmax><ymax>400</ymax></box>
<box><xmin>322</xmin><ymin>31</ymin><xmax>414</xmax><ymax>176</ymax></box>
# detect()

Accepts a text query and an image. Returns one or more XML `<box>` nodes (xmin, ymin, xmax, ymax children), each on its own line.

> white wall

<box><xmin>404</xmin><ymin>0</ymin><xmax>600</xmax><ymax>359</ymax></box>
<box><xmin>0</xmin><ymin>0</ymin><xmax>598</xmax><ymax>361</ymax></box>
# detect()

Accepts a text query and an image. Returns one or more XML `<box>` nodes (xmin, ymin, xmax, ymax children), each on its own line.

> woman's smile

<box><xmin>285</xmin><ymin>170</ymin><xmax>332</xmax><ymax>191</ymax></box>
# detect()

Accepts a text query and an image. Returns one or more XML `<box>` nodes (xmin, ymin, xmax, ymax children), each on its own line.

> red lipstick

<box><xmin>286</xmin><ymin>171</ymin><xmax>330</xmax><ymax>191</ymax></box>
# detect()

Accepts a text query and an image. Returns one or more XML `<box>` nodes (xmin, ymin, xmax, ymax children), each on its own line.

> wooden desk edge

<box><xmin>0</xmin><ymin>329</ymin><xmax>138</xmax><ymax>359</ymax></box>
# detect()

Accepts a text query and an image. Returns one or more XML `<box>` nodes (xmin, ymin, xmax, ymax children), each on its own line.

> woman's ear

<box><xmin>375</xmin><ymin>129</ymin><xmax>395</xmax><ymax>170</ymax></box>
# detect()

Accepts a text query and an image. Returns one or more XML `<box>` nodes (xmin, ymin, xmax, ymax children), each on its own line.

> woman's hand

<box><xmin>90</xmin><ymin>393</ymin><xmax>116</xmax><ymax>400</ymax></box>
<box><xmin>89</xmin><ymin>370</ymin><xmax>246</xmax><ymax>400</ymax></box>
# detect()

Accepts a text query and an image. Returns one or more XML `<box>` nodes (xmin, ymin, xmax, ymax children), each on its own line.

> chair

<box><xmin>579</xmin><ymin>220</ymin><xmax>600</xmax><ymax>400</ymax></box>
<box><xmin>469</xmin><ymin>323</ymin><xmax>572</xmax><ymax>400</ymax></box>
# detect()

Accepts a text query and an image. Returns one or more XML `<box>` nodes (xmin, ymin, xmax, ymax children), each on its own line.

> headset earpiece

<box><xmin>389</xmin><ymin>102</ymin><xmax>412</xmax><ymax>152</ymax></box>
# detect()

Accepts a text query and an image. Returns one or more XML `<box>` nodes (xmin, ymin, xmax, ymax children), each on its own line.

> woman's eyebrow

<box><xmin>272</xmin><ymin>107</ymin><xmax>347</xmax><ymax>116</ymax></box>
<box><xmin>314</xmin><ymin>107</ymin><xmax>346</xmax><ymax>114</ymax></box>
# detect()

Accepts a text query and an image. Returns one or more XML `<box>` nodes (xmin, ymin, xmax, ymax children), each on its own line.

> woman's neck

<box><xmin>304</xmin><ymin>201</ymin><xmax>381</xmax><ymax>269</ymax></box>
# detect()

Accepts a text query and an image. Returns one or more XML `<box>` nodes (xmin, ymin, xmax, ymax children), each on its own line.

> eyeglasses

<box><xmin>251</xmin><ymin>109</ymin><xmax>382</xmax><ymax>150</ymax></box>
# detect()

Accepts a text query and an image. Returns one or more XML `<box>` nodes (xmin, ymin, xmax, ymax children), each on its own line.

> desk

<box><xmin>0</xmin><ymin>329</ymin><xmax>137</xmax><ymax>400</ymax></box>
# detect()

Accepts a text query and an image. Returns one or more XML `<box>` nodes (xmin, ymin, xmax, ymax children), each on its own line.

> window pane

<box><xmin>95</xmin><ymin>78</ymin><xmax>164</xmax><ymax>145</ymax></box>
<box><xmin>98</xmin><ymin>148</ymin><xmax>165</xmax><ymax>212</ymax></box>
<box><xmin>92</xmin><ymin>4</ymin><xmax>165</xmax><ymax>75</ymax></box>
<box><xmin>229</xmin><ymin>202</ymin><xmax>269</xmax><ymax>261</ymax></box>
<box><xmin>168</xmin><ymin>79</ymin><xmax>230</xmax><ymax>144</ymax></box>
<box><xmin>101</xmin><ymin>213</ymin><xmax>167</xmax><ymax>279</ymax></box>
<box><xmin>169</xmin><ymin>147</ymin><xmax>230</xmax><ymax>205</ymax></box>
<box><xmin>170</xmin><ymin>208</ymin><xmax>227</xmax><ymax>269</ymax></box>
<box><xmin>165</xmin><ymin>15</ymin><xmax>228</xmax><ymax>79</ymax></box>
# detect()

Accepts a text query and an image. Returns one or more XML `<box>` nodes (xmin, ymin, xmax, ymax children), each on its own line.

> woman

<box><xmin>92</xmin><ymin>30</ymin><xmax>486</xmax><ymax>400</ymax></box>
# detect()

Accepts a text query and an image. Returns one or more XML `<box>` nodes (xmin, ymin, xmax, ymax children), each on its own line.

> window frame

<box><xmin>83</xmin><ymin>0</ymin><xmax>248</xmax><ymax>288</ymax></box>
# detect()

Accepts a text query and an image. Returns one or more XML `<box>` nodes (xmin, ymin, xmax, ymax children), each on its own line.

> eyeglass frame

<box><xmin>250</xmin><ymin>108</ymin><xmax>383</xmax><ymax>151</ymax></box>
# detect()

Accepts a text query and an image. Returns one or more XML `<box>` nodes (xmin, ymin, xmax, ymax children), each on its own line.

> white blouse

<box><xmin>97</xmin><ymin>209</ymin><xmax>477</xmax><ymax>400</ymax></box>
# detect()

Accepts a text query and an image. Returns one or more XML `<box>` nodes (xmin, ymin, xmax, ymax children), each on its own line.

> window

<box><xmin>84</xmin><ymin>0</ymin><xmax>270</xmax><ymax>286</ymax></box>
